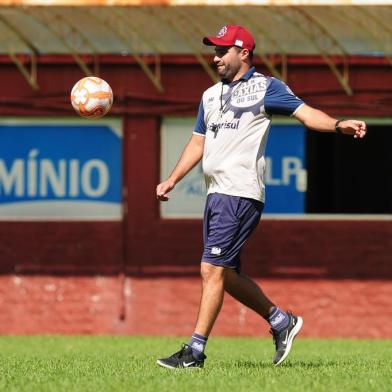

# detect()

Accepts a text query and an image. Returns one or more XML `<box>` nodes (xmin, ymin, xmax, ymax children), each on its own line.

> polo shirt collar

<box><xmin>240</xmin><ymin>66</ymin><xmax>256</xmax><ymax>81</ymax></box>
<box><xmin>222</xmin><ymin>66</ymin><xmax>256</xmax><ymax>84</ymax></box>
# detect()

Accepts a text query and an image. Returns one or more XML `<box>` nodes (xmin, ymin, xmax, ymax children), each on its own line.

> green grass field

<box><xmin>0</xmin><ymin>336</ymin><xmax>390</xmax><ymax>391</ymax></box>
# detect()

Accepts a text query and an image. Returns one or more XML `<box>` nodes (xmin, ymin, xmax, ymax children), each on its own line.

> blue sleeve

<box><xmin>264</xmin><ymin>78</ymin><xmax>304</xmax><ymax>116</ymax></box>
<box><xmin>193</xmin><ymin>99</ymin><xmax>206</xmax><ymax>135</ymax></box>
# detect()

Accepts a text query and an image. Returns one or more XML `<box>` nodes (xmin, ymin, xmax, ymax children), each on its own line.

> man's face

<box><xmin>213</xmin><ymin>46</ymin><xmax>243</xmax><ymax>80</ymax></box>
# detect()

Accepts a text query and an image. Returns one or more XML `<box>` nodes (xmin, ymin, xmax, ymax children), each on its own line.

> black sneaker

<box><xmin>157</xmin><ymin>344</ymin><xmax>206</xmax><ymax>369</ymax></box>
<box><xmin>270</xmin><ymin>312</ymin><xmax>303</xmax><ymax>366</ymax></box>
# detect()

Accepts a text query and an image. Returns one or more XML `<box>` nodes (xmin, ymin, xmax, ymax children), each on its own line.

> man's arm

<box><xmin>294</xmin><ymin>104</ymin><xmax>367</xmax><ymax>139</ymax></box>
<box><xmin>156</xmin><ymin>134</ymin><xmax>205</xmax><ymax>201</ymax></box>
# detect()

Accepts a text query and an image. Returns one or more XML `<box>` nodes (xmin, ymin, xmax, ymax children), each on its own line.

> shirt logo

<box><xmin>226</xmin><ymin>78</ymin><xmax>267</xmax><ymax>119</ymax></box>
<box><xmin>217</xmin><ymin>26</ymin><xmax>227</xmax><ymax>38</ymax></box>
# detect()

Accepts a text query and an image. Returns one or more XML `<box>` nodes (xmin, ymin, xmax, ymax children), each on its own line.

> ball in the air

<box><xmin>70</xmin><ymin>76</ymin><xmax>113</xmax><ymax>118</ymax></box>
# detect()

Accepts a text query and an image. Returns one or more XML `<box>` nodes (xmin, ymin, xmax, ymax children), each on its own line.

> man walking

<box><xmin>156</xmin><ymin>25</ymin><xmax>367</xmax><ymax>369</ymax></box>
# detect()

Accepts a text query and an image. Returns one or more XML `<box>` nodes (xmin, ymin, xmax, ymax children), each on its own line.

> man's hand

<box><xmin>338</xmin><ymin>120</ymin><xmax>367</xmax><ymax>139</ymax></box>
<box><xmin>156</xmin><ymin>179</ymin><xmax>175</xmax><ymax>201</ymax></box>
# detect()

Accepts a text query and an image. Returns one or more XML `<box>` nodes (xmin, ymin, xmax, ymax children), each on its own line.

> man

<box><xmin>156</xmin><ymin>25</ymin><xmax>367</xmax><ymax>369</ymax></box>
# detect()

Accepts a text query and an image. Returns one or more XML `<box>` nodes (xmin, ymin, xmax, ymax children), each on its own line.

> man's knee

<box><xmin>200</xmin><ymin>261</ymin><xmax>226</xmax><ymax>284</ymax></box>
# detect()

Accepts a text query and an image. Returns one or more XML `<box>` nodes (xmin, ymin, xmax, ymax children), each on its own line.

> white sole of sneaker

<box><xmin>274</xmin><ymin>316</ymin><xmax>303</xmax><ymax>366</ymax></box>
<box><xmin>156</xmin><ymin>359</ymin><xmax>177</xmax><ymax>369</ymax></box>
<box><xmin>156</xmin><ymin>359</ymin><xmax>202</xmax><ymax>369</ymax></box>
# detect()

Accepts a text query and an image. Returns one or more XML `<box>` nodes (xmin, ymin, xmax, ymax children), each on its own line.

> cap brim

<box><xmin>202</xmin><ymin>36</ymin><xmax>232</xmax><ymax>47</ymax></box>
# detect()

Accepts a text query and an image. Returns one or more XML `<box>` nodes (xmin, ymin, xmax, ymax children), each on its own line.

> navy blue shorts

<box><xmin>202</xmin><ymin>193</ymin><xmax>264</xmax><ymax>272</ymax></box>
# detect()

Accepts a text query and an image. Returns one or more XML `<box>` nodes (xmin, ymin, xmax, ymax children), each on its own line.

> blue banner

<box><xmin>0</xmin><ymin>121</ymin><xmax>122</xmax><ymax>220</ymax></box>
<box><xmin>264</xmin><ymin>124</ymin><xmax>306</xmax><ymax>214</ymax></box>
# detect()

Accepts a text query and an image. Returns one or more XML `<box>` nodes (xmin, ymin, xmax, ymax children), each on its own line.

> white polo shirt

<box><xmin>194</xmin><ymin>67</ymin><xmax>304</xmax><ymax>202</ymax></box>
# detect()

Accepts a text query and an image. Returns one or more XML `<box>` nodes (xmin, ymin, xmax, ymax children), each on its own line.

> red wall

<box><xmin>1</xmin><ymin>275</ymin><xmax>391</xmax><ymax>338</ymax></box>
<box><xmin>0</xmin><ymin>55</ymin><xmax>391</xmax><ymax>336</ymax></box>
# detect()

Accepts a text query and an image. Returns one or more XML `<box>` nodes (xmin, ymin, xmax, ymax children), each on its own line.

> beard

<box><xmin>216</xmin><ymin>62</ymin><xmax>240</xmax><ymax>81</ymax></box>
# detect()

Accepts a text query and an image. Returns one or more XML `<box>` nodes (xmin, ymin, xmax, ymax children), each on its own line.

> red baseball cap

<box><xmin>203</xmin><ymin>25</ymin><xmax>255</xmax><ymax>51</ymax></box>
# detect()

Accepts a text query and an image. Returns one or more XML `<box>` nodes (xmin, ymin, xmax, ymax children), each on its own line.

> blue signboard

<box><xmin>264</xmin><ymin>124</ymin><xmax>306</xmax><ymax>214</ymax></box>
<box><xmin>0</xmin><ymin>120</ymin><xmax>122</xmax><ymax>220</ymax></box>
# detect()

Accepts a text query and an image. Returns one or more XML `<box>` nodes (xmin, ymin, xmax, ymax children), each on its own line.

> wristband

<box><xmin>335</xmin><ymin>119</ymin><xmax>344</xmax><ymax>134</ymax></box>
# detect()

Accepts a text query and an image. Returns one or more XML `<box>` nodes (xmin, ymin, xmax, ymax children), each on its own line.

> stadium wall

<box><xmin>0</xmin><ymin>55</ymin><xmax>391</xmax><ymax>337</ymax></box>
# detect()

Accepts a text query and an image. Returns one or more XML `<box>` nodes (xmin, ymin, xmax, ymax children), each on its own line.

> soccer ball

<box><xmin>70</xmin><ymin>77</ymin><xmax>113</xmax><ymax>118</ymax></box>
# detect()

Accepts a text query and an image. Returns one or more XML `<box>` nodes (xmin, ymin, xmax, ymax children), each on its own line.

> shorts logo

<box><xmin>211</xmin><ymin>246</ymin><xmax>221</xmax><ymax>255</ymax></box>
<box><xmin>217</xmin><ymin>26</ymin><xmax>227</xmax><ymax>38</ymax></box>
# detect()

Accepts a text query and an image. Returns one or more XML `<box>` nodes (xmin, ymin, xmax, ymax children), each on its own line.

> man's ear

<box><xmin>241</xmin><ymin>48</ymin><xmax>250</xmax><ymax>61</ymax></box>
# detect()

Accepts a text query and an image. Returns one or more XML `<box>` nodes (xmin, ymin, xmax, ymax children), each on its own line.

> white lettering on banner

<box><xmin>265</xmin><ymin>157</ymin><xmax>307</xmax><ymax>192</ymax></box>
<box><xmin>69</xmin><ymin>160</ymin><xmax>79</xmax><ymax>197</ymax></box>
<box><xmin>28</xmin><ymin>149</ymin><xmax>38</xmax><ymax>196</ymax></box>
<box><xmin>81</xmin><ymin>160</ymin><xmax>109</xmax><ymax>197</ymax></box>
<box><xmin>0</xmin><ymin>149</ymin><xmax>110</xmax><ymax>199</ymax></box>
<box><xmin>0</xmin><ymin>160</ymin><xmax>23</xmax><ymax>196</ymax></box>
<box><xmin>265</xmin><ymin>157</ymin><xmax>281</xmax><ymax>186</ymax></box>
<box><xmin>40</xmin><ymin>160</ymin><xmax>66</xmax><ymax>197</ymax></box>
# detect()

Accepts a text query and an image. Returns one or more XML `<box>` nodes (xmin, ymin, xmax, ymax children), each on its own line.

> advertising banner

<box><xmin>263</xmin><ymin>124</ymin><xmax>306</xmax><ymax>214</ymax></box>
<box><xmin>0</xmin><ymin>119</ymin><xmax>122</xmax><ymax>220</ymax></box>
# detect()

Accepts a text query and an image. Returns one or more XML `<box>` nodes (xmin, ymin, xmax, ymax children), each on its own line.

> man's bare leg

<box><xmin>224</xmin><ymin>268</ymin><xmax>275</xmax><ymax>318</ymax></box>
<box><xmin>224</xmin><ymin>268</ymin><xmax>303</xmax><ymax>366</ymax></box>
<box><xmin>194</xmin><ymin>261</ymin><xmax>226</xmax><ymax>336</ymax></box>
<box><xmin>156</xmin><ymin>261</ymin><xmax>225</xmax><ymax>369</ymax></box>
